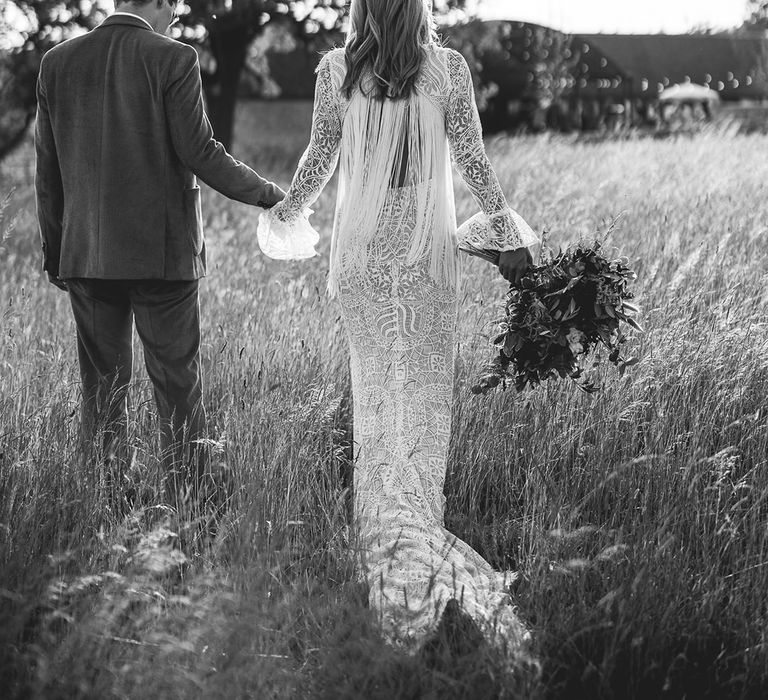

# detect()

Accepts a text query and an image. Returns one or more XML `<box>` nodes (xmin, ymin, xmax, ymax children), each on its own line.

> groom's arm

<box><xmin>164</xmin><ymin>45</ymin><xmax>285</xmax><ymax>208</ymax></box>
<box><xmin>34</xmin><ymin>60</ymin><xmax>65</xmax><ymax>279</ymax></box>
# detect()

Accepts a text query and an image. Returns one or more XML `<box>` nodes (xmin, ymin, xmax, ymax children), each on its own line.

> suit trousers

<box><xmin>67</xmin><ymin>279</ymin><xmax>207</xmax><ymax>500</ymax></box>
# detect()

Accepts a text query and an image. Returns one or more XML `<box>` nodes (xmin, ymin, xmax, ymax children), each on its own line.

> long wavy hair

<box><xmin>341</xmin><ymin>0</ymin><xmax>437</xmax><ymax>100</ymax></box>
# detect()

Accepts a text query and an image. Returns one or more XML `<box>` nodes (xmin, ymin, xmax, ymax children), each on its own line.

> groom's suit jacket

<box><xmin>35</xmin><ymin>14</ymin><xmax>283</xmax><ymax>280</ymax></box>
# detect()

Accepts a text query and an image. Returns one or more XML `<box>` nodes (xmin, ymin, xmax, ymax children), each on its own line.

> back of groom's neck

<box><xmin>113</xmin><ymin>0</ymin><xmax>161</xmax><ymax>32</ymax></box>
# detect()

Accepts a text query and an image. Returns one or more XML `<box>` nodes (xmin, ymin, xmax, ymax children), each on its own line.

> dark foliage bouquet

<box><xmin>470</xmin><ymin>240</ymin><xmax>642</xmax><ymax>395</ymax></box>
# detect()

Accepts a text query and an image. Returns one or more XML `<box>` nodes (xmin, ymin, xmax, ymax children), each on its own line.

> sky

<box><xmin>474</xmin><ymin>0</ymin><xmax>747</xmax><ymax>34</ymax></box>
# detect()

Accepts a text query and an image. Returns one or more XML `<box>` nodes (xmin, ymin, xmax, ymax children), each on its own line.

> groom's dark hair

<box><xmin>115</xmin><ymin>0</ymin><xmax>173</xmax><ymax>7</ymax></box>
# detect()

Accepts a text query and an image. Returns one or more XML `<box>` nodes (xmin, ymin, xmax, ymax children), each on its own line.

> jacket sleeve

<box><xmin>164</xmin><ymin>45</ymin><xmax>285</xmax><ymax>208</ymax></box>
<box><xmin>34</xmin><ymin>60</ymin><xmax>64</xmax><ymax>276</ymax></box>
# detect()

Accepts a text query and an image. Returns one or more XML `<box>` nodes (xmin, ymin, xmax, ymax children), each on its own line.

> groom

<box><xmin>34</xmin><ymin>0</ymin><xmax>284</xmax><ymax>509</ymax></box>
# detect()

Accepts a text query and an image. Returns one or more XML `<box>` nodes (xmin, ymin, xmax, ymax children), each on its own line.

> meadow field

<box><xmin>1</xmin><ymin>101</ymin><xmax>767</xmax><ymax>699</ymax></box>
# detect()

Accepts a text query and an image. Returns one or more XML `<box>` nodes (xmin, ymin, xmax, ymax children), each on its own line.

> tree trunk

<box><xmin>203</xmin><ymin>19</ymin><xmax>252</xmax><ymax>151</ymax></box>
<box><xmin>0</xmin><ymin>53</ymin><xmax>40</xmax><ymax>162</ymax></box>
<box><xmin>0</xmin><ymin>111</ymin><xmax>35</xmax><ymax>162</ymax></box>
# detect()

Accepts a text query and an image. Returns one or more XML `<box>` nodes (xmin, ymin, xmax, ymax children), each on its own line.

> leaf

<box><xmin>565</xmin><ymin>276</ymin><xmax>582</xmax><ymax>292</ymax></box>
<box><xmin>544</xmin><ymin>289</ymin><xmax>565</xmax><ymax>299</ymax></box>
<box><xmin>580</xmin><ymin>382</ymin><xmax>601</xmax><ymax>394</ymax></box>
<box><xmin>625</xmin><ymin>317</ymin><xmax>644</xmax><ymax>332</ymax></box>
<box><xmin>619</xmin><ymin>356</ymin><xmax>640</xmax><ymax>376</ymax></box>
<box><xmin>597</xmin><ymin>329</ymin><xmax>613</xmax><ymax>346</ymax></box>
<box><xmin>503</xmin><ymin>333</ymin><xmax>518</xmax><ymax>356</ymax></box>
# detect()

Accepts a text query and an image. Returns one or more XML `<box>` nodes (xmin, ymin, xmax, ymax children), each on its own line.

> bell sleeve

<box><xmin>445</xmin><ymin>50</ymin><xmax>539</xmax><ymax>254</ymax></box>
<box><xmin>257</xmin><ymin>52</ymin><xmax>343</xmax><ymax>260</ymax></box>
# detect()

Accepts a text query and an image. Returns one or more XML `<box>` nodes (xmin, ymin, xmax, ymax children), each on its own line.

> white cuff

<box><xmin>257</xmin><ymin>209</ymin><xmax>319</xmax><ymax>260</ymax></box>
<box><xmin>457</xmin><ymin>209</ymin><xmax>540</xmax><ymax>253</ymax></box>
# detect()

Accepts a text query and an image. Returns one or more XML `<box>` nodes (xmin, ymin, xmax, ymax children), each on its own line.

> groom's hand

<box><xmin>498</xmin><ymin>248</ymin><xmax>533</xmax><ymax>286</ymax></box>
<box><xmin>47</xmin><ymin>272</ymin><xmax>68</xmax><ymax>292</ymax></box>
<box><xmin>258</xmin><ymin>186</ymin><xmax>287</xmax><ymax>209</ymax></box>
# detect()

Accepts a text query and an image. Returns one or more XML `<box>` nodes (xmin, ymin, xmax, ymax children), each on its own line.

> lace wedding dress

<box><xmin>258</xmin><ymin>45</ymin><xmax>538</xmax><ymax>647</ymax></box>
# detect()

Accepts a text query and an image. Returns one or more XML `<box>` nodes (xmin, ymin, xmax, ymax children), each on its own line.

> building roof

<box><xmin>249</xmin><ymin>22</ymin><xmax>768</xmax><ymax>104</ymax></box>
<box><xmin>574</xmin><ymin>33</ymin><xmax>768</xmax><ymax>100</ymax></box>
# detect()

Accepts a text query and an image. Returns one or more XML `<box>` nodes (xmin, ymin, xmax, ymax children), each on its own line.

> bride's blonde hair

<box><xmin>342</xmin><ymin>0</ymin><xmax>437</xmax><ymax>100</ymax></box>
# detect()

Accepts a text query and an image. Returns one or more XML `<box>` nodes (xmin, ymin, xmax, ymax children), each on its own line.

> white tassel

<box><xmin>328</xmin><ymin>86</ymin><xmax>458</xmax><ymax>297</ymax></box>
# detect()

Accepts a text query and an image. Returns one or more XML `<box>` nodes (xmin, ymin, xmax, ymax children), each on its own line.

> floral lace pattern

<box><xmin>444</xmin><ymin>50</ymin><xmax>524</xmax><ymax>251</ymax></box>
<box><xmin>271</xmin><ymin>52</ymin><xmax>345</xmax><ymax>225</ymax></box>
<box><xmin>337</xmin><ymin>188</ymin><xmax>529</xmax><ymax>647</ymax></box>
<box><xmin>263</xmin><ymin>46</ymin><xmax>531</xmax><ymax>648</ymax></box>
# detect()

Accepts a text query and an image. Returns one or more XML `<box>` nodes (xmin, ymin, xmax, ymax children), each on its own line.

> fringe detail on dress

<box><xmin>328</xmin><ymin>86</ymin><xmax>457</xmax><ymax>296</ymax></box>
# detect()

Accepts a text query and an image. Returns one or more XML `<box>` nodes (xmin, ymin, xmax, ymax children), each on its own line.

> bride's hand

<box><xmin>498</xmin><ymin>248</ymin><xmax>533</xmax><ymax>286</ymax></box>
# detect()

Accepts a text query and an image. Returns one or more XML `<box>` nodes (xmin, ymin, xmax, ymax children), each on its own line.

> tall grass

<box><xmin>1</xmin><ymin>102</ymin><xmax>767</xmax><ymax>698</ymax></box>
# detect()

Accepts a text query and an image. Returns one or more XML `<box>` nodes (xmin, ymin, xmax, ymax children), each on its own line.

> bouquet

<box><xmin>468</xmin><ymin>239</ymin><xmax>642</xmax><ymax>395</ymax></box>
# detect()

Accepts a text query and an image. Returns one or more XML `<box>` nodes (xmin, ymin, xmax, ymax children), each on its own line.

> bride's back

<box><xmin>326</xmin><ymin>43</ymin><xmax>459</xmax><ymax>292</ymax></box>
<box><xmin>265</xmin><ymin>0</ymin><xmax>499</xmax><ymax>294</ymax></box>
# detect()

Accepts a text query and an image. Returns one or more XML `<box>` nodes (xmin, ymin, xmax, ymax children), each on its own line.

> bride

<box><xmin>258</xmin><ymin>0</ymin><xmax>539</xmax><ymax>648</ymax></box>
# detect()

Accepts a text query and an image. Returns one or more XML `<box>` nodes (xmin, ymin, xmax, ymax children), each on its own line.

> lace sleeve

<box><xmin>272</xmin><ymin>51</ymin><xmax>343</xmax><ymax>224</ymax></box>
<box><xmin>445</xmin><ymin>50</ymin><xmax>526</xmax><ymax>251</ymax></box>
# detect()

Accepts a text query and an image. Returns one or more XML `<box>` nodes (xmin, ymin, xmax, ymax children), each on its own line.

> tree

<box><xmin>744</xmin><ymin>1</ymin><xmax>768</xmax><ymax>31</ymax></box>
<box><xmin>443</xmin><ymin>20</ymin><xmax>577</xmax><ymax>133</ymax></box>
<box><xmin>179</xmin><ymin>0</ymin><xmax>471</xmax><ymax>149</ymax></box>
<box><xmin>0</xmin><ymin>0</ymin><xmax>471</xmax><ymax>158</ymax></box>
<box><xmin>0</xmin><ymin>1</ymin><xmax>348</xmax><ymax>155</ymax></box>
<box><xmin>179</xmin><ymin>1</ymin><xmax>347</xmax><ymax>150</ymax></box>
<box><xmin>0</xmin><ymin>0</ymin><xmax>111</xmax><ymax>159</ymax></box>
